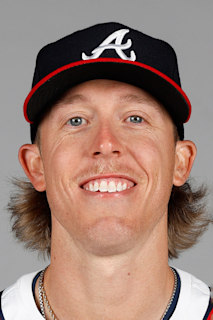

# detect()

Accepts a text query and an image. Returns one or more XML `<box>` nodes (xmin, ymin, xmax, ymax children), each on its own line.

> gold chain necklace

<box><xmin>38</xmin><ymin>267</ymin><xmax>58</xmax><ymax>320</ymax></box>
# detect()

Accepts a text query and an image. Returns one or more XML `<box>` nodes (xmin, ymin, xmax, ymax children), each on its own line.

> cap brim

<box><xmin>24</xmin><ymin>58</ymin><xmax>191</xmax><ymax>124</ymax></box>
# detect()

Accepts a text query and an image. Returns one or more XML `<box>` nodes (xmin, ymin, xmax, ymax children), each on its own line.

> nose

<box><xmin>91</xmin><ymin>124</ymin><xmax>123</xmax><ymax>157</ymax></box>
<box><xmin>94</xmin><ymin>141</ymin><xmax>119</xmax><ymax>156</ymax></box>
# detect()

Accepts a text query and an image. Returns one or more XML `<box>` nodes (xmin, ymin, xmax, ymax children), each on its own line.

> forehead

<box><xmin>50</xmin><ymin>79</ymin><xmax>170</xmax><ymax>117</ymax></box>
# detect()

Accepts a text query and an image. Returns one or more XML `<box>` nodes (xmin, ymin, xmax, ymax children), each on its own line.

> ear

<box><xmin>18</xmin><ymin>144</ymin><xmax>46</xmax><ymax>192</ymax></box>
<box><xmin>173</xmin><ymin>140</ymin><xmax>197</xmax><ymax>186</ymax></box>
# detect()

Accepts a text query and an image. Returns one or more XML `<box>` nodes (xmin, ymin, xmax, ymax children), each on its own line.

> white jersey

<box><xmin>0</xmin><ymin>268</ymin><xmax>212</xmax><ymax>319</ymax></box>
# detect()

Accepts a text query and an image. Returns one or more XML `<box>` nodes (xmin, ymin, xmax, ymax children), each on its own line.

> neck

<box><xmin>35</xmin><ymin>217</ymin><xmax>174</xmax><ymax>320</ymax></box>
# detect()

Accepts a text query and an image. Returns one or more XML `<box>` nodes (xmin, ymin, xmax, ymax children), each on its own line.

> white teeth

<box><xmin>84</xmin><ymin>180</ymin><xmax>134</xmax><ymax>193</ymax></box>
<box><xmin>116</xmin><ymin>182</ymin><xmax>123</xmax><ymax>192</ymax></box>
<box><xmin>108</xmin><ymin>181</ymin><xmax>117</xmax><ymax>193</ymax></box>
<box><xmin>122</xmin><ymin>183</ymin><xmax>127</xmax><ymax>191</ymax></box>
<box><xmin>94</xmin><ymin>181</ymin><xmax>99</xmax><ymax>192</ymax></box>
<box><xmin>89</xmin><ymin>183</ymin><xmax>94</xmax><ymax>192</ymax></box>
<box><xmin>99</xmin><ymin>181</ymin><xmax>108</xmax><ymax>192</ymax></box>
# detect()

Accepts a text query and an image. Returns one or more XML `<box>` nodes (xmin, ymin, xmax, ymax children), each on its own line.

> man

<box><xmin>0</xmin><ymin>22</ymin><xmax>212</xmax><ymax>319</ymax></box>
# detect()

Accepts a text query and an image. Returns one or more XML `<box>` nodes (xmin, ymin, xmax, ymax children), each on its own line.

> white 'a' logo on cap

<box><xmin>82</xmin><ymin>29</ymin><xmax>136</xmax><ymax>61</ymax></box>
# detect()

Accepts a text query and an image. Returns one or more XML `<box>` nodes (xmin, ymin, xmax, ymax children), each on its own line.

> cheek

<box><xmin>129</xmin><ymin>136</ymin><xmax>176</xmax><ymax>203</ymax></box>
<box><xmin>41</xmin><ymin>138</ymin><xmax>83</xmax><ymax>209</ymax></box>
<box><xmin>130</xmin><ymin>135</ymin><xmax>175</xmax><ymax>174</ymax></box>
<box><xmin>43</xmin><ymin>136</ymin><xmax>82</xmax><ymax>178</ymax></box>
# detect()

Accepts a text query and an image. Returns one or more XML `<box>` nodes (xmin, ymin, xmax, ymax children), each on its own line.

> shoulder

<box><xmin>0</xmin><ymin>271</ymin><xmax>42</xmax><ymax>320</ymax></box>
<box><xmin>171</xmin><ymin>267</ymin><xmax>212</xmax><ymax>320</ymax></box>
<box><xmin>203</xmin><ymin>298</ymin><xmax>213</xmax><ymax>320</ymax></box>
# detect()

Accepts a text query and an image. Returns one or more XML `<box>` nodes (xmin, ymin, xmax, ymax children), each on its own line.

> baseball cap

<box><xmin>23</xmin><ymin>22</ymin><xmax>191</xmax><ymax>141</ymax></box>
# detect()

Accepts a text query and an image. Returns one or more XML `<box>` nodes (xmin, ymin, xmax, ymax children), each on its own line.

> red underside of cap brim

<box><xmin>23</xmin><ymin>58</ymin><xmax>191</xmax><ymax>124</ymax></box>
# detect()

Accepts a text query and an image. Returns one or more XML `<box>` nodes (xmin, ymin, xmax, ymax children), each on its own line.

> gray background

<box><xmin>0</xmin><ymin>0</ymin><xmax>212</xmax><ymax>290</ymax></box>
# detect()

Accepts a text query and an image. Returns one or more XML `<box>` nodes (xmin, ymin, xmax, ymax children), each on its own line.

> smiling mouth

<box><xmin>80</xmin><ymin>177</ymin><xmax>136</xmax><ymax>193</ymax></box>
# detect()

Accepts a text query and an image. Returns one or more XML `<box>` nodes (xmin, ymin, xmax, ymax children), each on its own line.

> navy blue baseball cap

<box><xmin>23</xmin><ymin>22</ymin><xmax>191</xmax><ymax>141</ymax></box>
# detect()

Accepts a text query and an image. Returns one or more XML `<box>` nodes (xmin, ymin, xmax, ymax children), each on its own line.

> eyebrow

<box><xmin>55</xmin><ymin>94</ymin><xmax>88</xmax><ymax>106</ymax></box>
<box><xmin>117</xmin><ymin>94</ymin><xmax>166</xmax><ymax>119</ymax></box>
<box><xmin>119</xmin><ymin>94</ymin><xmax>162</xmax><ymax>110</ymax></box>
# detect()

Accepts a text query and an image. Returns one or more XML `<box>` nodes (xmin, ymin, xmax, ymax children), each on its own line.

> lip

<box><xmin>79</xmin><ymin>174</ymin><xmax>137</xmax><ymax>188</ymax></box>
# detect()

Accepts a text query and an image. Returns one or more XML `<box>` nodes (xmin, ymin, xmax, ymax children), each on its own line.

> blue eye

<box><xmin>127</xmin><ymin>115</ymin><xmax>143</xmax><ymax>123</ymax></box>
<box><xmin>67</xmin><ymin>117</ymin><xmax>86</xmax><ymax>126</ymax></box>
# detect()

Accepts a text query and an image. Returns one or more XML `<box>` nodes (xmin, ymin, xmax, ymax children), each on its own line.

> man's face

<box><xmin>32</xmin><ymin>80</ymin><xmax>186</xmax><ymax>255</ymax></box>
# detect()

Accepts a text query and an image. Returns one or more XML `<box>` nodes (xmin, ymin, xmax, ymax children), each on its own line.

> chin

<box><xmin>80</xmin><ymin>217</ymin><xmax>137</xmax><ymax>256</ymax></box>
